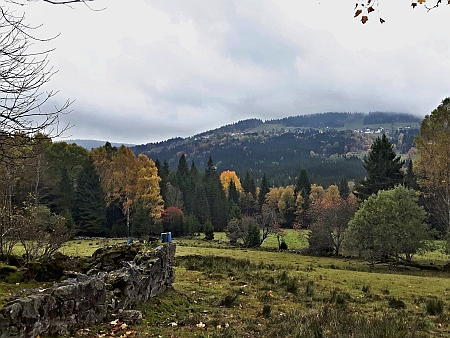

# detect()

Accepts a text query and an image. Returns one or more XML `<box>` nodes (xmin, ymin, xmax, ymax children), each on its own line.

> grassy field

<box><xmin>3</xmin><ymin>233</ymin><xmax>450</xmax><ymax>337</ymax></box>
<box><xmin>132</xmin><ymin>242</ymin><xmax>450</xmax><ymax>337</ymax></box>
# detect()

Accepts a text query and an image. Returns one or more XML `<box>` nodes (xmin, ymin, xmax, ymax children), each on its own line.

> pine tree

<box><xmin>193</xmin><ymin>184</ymin><xmax>210</xmax><ymax>225</ymax></box>
<box><xmin>354</xmin><ymin>134</ymin><xmax>404</xmax><ymax>200</ymax></box>
<box><xmin>72</xmin><ymin>157</ymin><xmax>106</xmax><ymax>236</ymax></box>
<box><xmin>295</xmin><ymin>169</ymin><xmax>311</xmax><ymax>197</ymax></box>
<box><xmin>204</xmin><ymin>157</ymin><xmax>228</xmax><ymax>231</ymax></box>
<box><xmin>242</xmin><ymin>170</ymin><xmax>257</xmax><ymax>197</ymax></box>
<box><xmin>242</xmin><ymin>171</ymin><xmax>252</xmax><ymax>193</ymax></box>
<box><xmin>228</xmin><ymin>181</ymin><xmax>239</xmax><ymax>205</ymax></box>
<box><xmin>404</xmin><ymin>160</ymin><xmax>418</xmax><ymax>190</ymax></box>
<box><xmin>176</xmin><ymin>154</ymin><xmax>191</xmax><ymax>212</ymax></box>
<box><xmin>338</xmin><ymin>176</ymin><xmax>350</xmax><ymax>198</ymax></box>
<box><xmin>258</xmin><ymin>173</ymin><xmax>270</xmax><ymax>210</ymax></box>
<box><xmin>295</xmin><ymin>169</ymin><xmax>312</xmax><ymax>226</ymax></box>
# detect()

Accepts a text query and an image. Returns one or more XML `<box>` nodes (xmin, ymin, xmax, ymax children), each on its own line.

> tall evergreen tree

<box><xmin>242</xmin><ymin>171</ymin><xmax>252</xmax><ymax>193</ymax></box>
<box><xmin>338</xmin><ymin>176</ymin><xmax>350</xmax><ymax>198</ymax></box>
<box><xmin>204</xmin><ymin>157</ymin><xmax>228</xmax><ymax>231</ymax></box>
<box><xmin>354</xmin><ymin>134</ymin><xmax>404</xmax><ymax>200</ymax></box>
<box><xmin>228</xmin><ymin>180</ymin><xmax>239</xmax><ymax>206</ymax></box>
<box><xmin>176</xmin><ymin>154</ymin><xmax>191</xmax><ymax>212</ymax></box>
<box><xmin>258</xmin><ymin>174</ymin><xmax>270</xmax><ymax>210</ymax></box>
<box><xmin>193</xmin><ymin>184</ymin><xmax>210</xmax><ymax>225</ymax></box>
<box><xmin>404</xmin><ymin>159</ymin><xmax>418</xmax><ymax>190</ymax></box>
<box><xmin>295</xmin><ymin>169</ymin><xmax>312</xmax><ymax>226</ymax></box>
<box><xmin>295</xmin><ymin>169</ymin><xmax>311</xmax><ymax>197</ymax></box>
<box><xmin>242</xmin><ymin>170</ymin><xmax>257</xmax><ymax>197</ymax></box>
<box><xmin>72</xmin><ymin>157</ymin><xmax>106</xmax><ymax>236</ymax></box>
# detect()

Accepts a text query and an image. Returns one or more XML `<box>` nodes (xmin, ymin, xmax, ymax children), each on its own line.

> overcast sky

<box><xmin>18</xmin><ymin>0</ymin><xmax>450</xmax><ymax>144</ymax></box>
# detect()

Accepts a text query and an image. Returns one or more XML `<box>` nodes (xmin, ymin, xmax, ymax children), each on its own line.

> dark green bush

<box><xmin>426</xmin><ymin>298</ymin><xmax>445</xmax><ymax>316</ymax></box>
<box><xmin>388</xmin><ymin>297</ymin><xmax>406</xmax><ymax>309</ymax></box>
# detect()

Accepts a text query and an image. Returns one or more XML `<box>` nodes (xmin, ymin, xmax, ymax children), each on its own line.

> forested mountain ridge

<box><xmin>131</xmin><ymin>112</ymin><xmax>421</xmax><ymax>187</ymax></box>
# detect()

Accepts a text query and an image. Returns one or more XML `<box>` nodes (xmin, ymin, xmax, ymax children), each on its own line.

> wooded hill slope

<box><xmin>133</xmin><ymin>112</ymin><xmax>421</xmax><ymax>187</ymax></box>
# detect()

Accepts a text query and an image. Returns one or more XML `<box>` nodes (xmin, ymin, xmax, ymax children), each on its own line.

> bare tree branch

<box><xmin>0</xmin><ymin>7</ymin><xmax>72</xmax><ymax>164</ymax></box>
<box><xmin>4</xmin><ymin>0</ymin><xmax>104</xmax><ymax>11</ymax></box>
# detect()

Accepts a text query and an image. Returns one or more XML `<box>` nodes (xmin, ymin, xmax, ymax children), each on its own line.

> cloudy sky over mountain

<box><xmin>20</xmin><ymin>0</ymin><xmax>450</xmax><ymax>144</ymax></box>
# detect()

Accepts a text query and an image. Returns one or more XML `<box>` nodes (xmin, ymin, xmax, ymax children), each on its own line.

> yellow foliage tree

<box><xmin>324</xmin><ymin>185</ymin><xmax>340</xmax><ymax>203</ymax></box>
<box><xmin>310</xmin><ymin>184</ymin><xmax>326</xmax><ymax>201</ymax></box>
<box><xmin>95</xmin><ymin>146</ymin><xmax>163</xmax><ymax>237</ymax></box>
<box><xmin>219</xmin><ymin>170</ymin><xmax>243</xmax><ymax>196</ymax></box>
<box><xmin>136</xmin><ymin>154</ymin><xmax>164</xmax><ymax>221</ymax></box>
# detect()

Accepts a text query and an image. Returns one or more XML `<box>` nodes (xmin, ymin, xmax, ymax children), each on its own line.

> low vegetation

<box><xmin>137</xmin><ymin>242</ymin><xmax>450</xmax><ymax>337</ymax></box>
<box><xmin>2</xmin><ymin>236</ymin><xmax>448</xmax><ymax>337</ymax></box>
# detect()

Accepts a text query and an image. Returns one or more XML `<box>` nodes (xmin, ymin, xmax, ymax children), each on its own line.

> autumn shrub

<box><xmin>203</xmin><ymin>220</ymin><xmax>214</xmax><ymax>240</ymax></box>
<box><xmin>426</xmin><ymin>298</ymin><xmax>445</xmax><ymax>316</ymax></box>
<box><xmin>388</xmin><ymin>297</ymin><xmax>406</xmax><ymax>309</ymax></box>
<box><xmin>261</xmin><ymin>304</ymin><xmax>272</xmax><ymax>318</ymax></box>
<box><xmin>161</xmin><ymin>206</ymin><xmax>185</xmax><ymax>237</ymax></box>
<box><xmin>305</xmin><ymin>280</ymin><xmax>315</xmax><ymax>297</ymax></box>
<box><xmin>362</xmin><ymin>284</ymin><xmax>371</xmax><ymax>293</ymax></box>
<box><xmin>329</xmin><ymin>289</ymin><xmax>352</xmax><ymax>306</ymax></box>
<box><xmin>220</xmin><ymin>292</ymin><xmax>239</xmax><ymax>307</ymax></box>
<box><xmin>279</xmin><ymin>239</ymin><xmax>288</xmax><ymax>251</ymax></box>
<box><xmin>244</xmin><ymin>223</ymin><xmax>261</xmax><ymax>248</ymax></box>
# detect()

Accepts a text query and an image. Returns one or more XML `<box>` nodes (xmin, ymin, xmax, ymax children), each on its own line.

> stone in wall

<box><xmin>0</xmin><ymin>243</ymin><xmax>176</xmax><ymax>338</ymax></box>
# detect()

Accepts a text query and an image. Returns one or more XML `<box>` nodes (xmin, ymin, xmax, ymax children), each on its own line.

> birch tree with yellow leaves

<box><xmin>95</xmin><ymin>145</ymin><xmax>163</xmax><ymax>237</ymax></box>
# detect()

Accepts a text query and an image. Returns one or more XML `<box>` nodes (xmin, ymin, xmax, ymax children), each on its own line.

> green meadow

<box><xmin>2</xmin><ymin>232</ymin><xmax>450</xmax><ymax>337</ymax></box>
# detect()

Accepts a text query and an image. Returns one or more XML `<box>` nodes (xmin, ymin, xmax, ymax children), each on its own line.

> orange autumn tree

<box><xmin>307</xmin><ymin>194</ymin><xmax>358</xmax><ymax>256</ymax></box>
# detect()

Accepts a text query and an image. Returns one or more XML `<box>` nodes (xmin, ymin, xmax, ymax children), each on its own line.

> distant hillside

<box><xmin>363</xmin><ymin>112</ymin><xmax>421</xmax><ymax>125</ymax></box>
<box><xmin>61</xmin><ymin>139</ymin><xmax>136</xmax><ymax>150</ymax></box>
<box><xmin>131</xmin><ymin>112</ymin><xmax>421</xmax><ymax>187</ymax></box>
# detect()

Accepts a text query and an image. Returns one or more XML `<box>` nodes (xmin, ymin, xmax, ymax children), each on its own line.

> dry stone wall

<box><xmin>0</xmin><ymin>243</ymin><xmax>176</xmax><ymax>338</ymax></box>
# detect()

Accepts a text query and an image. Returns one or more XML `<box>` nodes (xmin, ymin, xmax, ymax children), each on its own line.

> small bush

<box><xmin>362</xmin><ymin>285</ymin><xmax>371</xmax><ymax>293</ymax></box>
<box><xmin>381</xmin><ymin>287</ymin><xmax>390</xmax><ymax>295</ymax></box>
<box><xmin>388</xmin><ymin>297</ymin><xmax>406</xmax><ymax>309</ymax></box>
<box><xmin>204</xmin><ymin>221</ymin><xmax>215</xmax><ymax>240</ymax></box>
<box><xmin>285</xmin><ymin>277</ymin><xmax>298</xmax><ymax>295</ymax></box>
<box><xmin>426</xmin><ymin>298</ymin><xmax>445</xmax><ymax>316</ymax></box>
<box><xmin>5</xmin><ymin>272</ymin><xmax>23</xmax><ymax>284</ymax></box>
<box><xmin>262</xmin><ymin>304</ymin><xmax>272</xmax><ymax>318</ymax></box>
<box><xmin>278</xmin><ymin>270</ymin><xmax>289</xmax><ymax>282</ymax></box>
<box><xmin>330</xmin><ymin>289</ymin><xmax>351</xmax><ymax>305</ymax></box>
<box><xmin>220</xmin><ymin>293</ymin><xmax>239</xmax><ymax>307</ymax></box>
<box><xmin>305</xmin><ymin>280</ymin><xmax>315</xmax><ymax>297</ymax></box>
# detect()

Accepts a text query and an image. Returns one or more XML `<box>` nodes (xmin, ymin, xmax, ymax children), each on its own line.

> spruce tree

<box><xmin>295</xmin><ymin>169</ymin><xmax>311</xmax><ymax>197</ymax></box>
<box><xmin>404</xmin><ymin>159</ymin><xmax>418</xmax><ymax>190</ymax></box>
<box><xmin>242</xmin><ymin>170</ymin><xmax>257</xmax><ymax>197</ymax></box>
<box><xmin>204</xmin><ymin>157</ymin><xmax>228</xmax><ymax>231</ymax></box>
<box><xmin>295</xmin><ymin>169</ymin><xmax>312</xmax><ymax>226</ymax></box>
<box><xmin>354</xmin><ymin>134</ymin><xmax>404</xmax><ymax>200</ymax></box>
<box><xmin>72</xmin><ymin>157</ymin><xmax>106</xmax><ymax>236</ymax></box>
<box><xmin>338</xmin><ymin>176</ymin><xmax>350</xmax><ymax>198</ymax></box>
<box><xmin>258</xmin><ymin>174</ymin><xmax>270</xmax><ymax>210</ymax></box>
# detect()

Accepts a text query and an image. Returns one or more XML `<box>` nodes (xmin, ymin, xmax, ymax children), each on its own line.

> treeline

<box><xmin>363</xmin><ymin>112</ymin><xmax>421</xmax><ymax>125</ymax></box>
<box><xmin>0</xmin><ymin>138</ymin><xmax>163</xmax><ymax>251</ymax></box>
<box><xmin>136</xmin><ymin>129</ymin><xmax>368</xmax><ymax>187</ymax></box>
<box><xmin>277</xmin><ymin>112</ymin><xmax>363</xmax><ymax>128</ymax></box>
